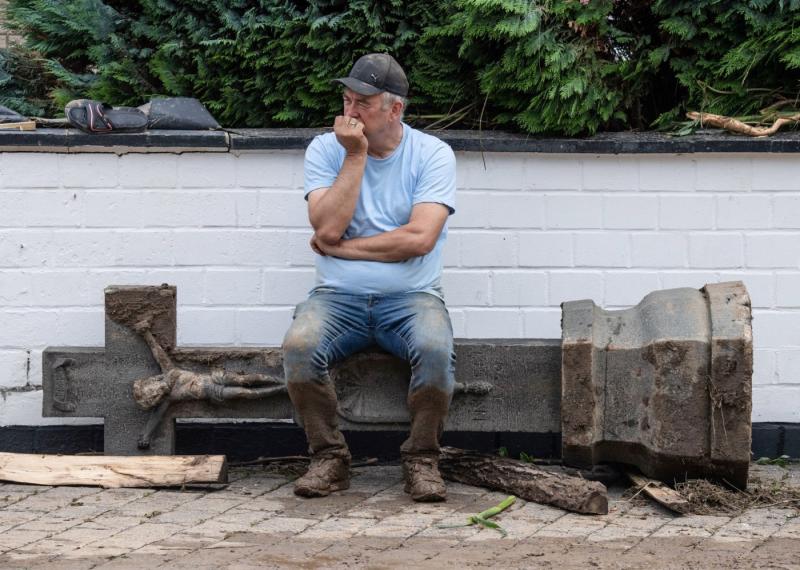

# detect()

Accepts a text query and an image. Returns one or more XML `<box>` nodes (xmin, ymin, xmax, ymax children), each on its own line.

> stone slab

<box><xmin>561</xmin><ymin>281</ymin><xmax>753</xmax><ymax>487</ymax></box>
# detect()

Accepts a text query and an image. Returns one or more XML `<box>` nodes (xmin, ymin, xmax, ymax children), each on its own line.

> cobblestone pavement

<box><xmin>0</xmin><ymin>463</ymin><xmax>798</xmax><ymax>569</ymax></box>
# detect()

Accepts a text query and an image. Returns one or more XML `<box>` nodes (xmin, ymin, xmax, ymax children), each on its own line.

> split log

<box><xmin>0</xmin><ymin>452</ymin><xmax>227</xmax><ymax>488</ymax></box>
<box><xmin>687</xmin><ymin>111</ymin><xmax>800</xmax><ymax>137</ymax></box>
<box><xmin>439</xmin><ymin>447</ymin><xmax>608</xmax><ymax>515</ymax></box>
<box><xmin>627</xmin><ymin>471</ymin><xmax>690</xmax><ymax>514</ymax></box>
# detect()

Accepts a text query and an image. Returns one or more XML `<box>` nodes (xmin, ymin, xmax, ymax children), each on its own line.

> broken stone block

<box><xmin>561</xmin><ymin>281</ymin><xmax>752</xmax><ymax>488</ymax></box>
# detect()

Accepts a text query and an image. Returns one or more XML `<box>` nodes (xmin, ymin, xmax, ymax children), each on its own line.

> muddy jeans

<box><xmin>283</xmin><ymin>290</ymin><xmax>456</xmax><ymax>458</ymax></box>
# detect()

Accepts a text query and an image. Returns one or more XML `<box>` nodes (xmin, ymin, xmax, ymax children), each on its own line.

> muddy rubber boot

<box><xmin>288</xmin><ymin>380</ymin><xmax>351</xmax><ymax>498</ymax></box>
<box><xmin>401</xmin><ymin>386</ymin><xmax>451</xmax><ymax>502</ymax></box>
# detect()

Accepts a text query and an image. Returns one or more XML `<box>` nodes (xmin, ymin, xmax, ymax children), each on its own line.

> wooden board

<box><xmin>0</xmin><ymin>452</ymin><xmax>227</xmax><ymax>488</ymax></box>
<box><xmin>0</xmin><ymin>121</ymin><xmax>36</xmax><ymax>131</ymax></box>
<box><xmin>627</xmin><ymin>471</ymin><xmax>690</xmax><ymax>514</ymax></box>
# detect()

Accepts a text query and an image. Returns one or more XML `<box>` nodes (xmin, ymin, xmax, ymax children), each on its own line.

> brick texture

<box><xmin>0</xmin><ymin>150</ymin><xmax>798</xmax><ymax>425</ymax></box>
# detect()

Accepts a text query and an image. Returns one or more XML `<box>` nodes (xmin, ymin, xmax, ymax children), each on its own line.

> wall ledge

<box><xmin>2</xmin><ymin>127</ymin><xmax>800</xmax><ymax>154</ymax></box>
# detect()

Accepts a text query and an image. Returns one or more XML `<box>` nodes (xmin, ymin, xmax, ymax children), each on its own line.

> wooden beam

<box><xmin>0</xmin><ymin>452</ymin><xmax>227</xmax><ymax>488</ymax></box>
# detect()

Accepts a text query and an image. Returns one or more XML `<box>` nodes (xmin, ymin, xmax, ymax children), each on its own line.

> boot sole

<box><xmin>411</xmin><ymin>490</ymin><xmax>446</xmax><ymax>502</ymax></box>
<box><xmin>404</xmin><ymin>482</ymin><xmax>446</xmax><ymax>502</ymax></box>
<box><xmin>294</xmin><ymin>478</ymin><xmax>350</xmax><ymax>498</ymax></box>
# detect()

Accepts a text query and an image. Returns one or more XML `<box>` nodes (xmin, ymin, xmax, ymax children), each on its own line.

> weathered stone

<box><xmin>561</xmin><ymin>281</ymin><xmax>752</xmax><ymax>488</ymax></box>
<box><xmin>43</xmin><ymin>285</ymin><xmax>561</xmax><ymax>455</ymax></box>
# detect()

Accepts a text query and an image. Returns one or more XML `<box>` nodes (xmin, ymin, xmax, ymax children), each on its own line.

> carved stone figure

<box><xmin>132</xmin><ymin>318</ymin><xmax>286</xmax><ymax>449</ymax></box>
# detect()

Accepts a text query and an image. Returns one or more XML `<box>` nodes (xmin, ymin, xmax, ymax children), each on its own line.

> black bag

<box><xmin>65</xmin><ymin>99</ymin><xmax>148</xmax><ymax>134</ymax></box>
<box><xmin>138</xmin><ymin>97</ymin><xmax>220</xmax><ymax>130</ymax></box>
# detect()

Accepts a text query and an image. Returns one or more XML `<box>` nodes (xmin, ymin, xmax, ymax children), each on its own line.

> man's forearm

<box><xmin>309</xmin><ymin>153</ymin><xmax>366</xmax><ymax>243</ymax></box>
<box><xmin>321</xmin><ymin>226</ymin><xmax>434</xmax><ymax>262</ymax></box>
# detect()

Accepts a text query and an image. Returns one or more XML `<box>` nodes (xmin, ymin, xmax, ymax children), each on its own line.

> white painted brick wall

<box><xmin>1</xmin><ymin>150</ymin><xmax>799</xmax><ymax>424</ymax></box>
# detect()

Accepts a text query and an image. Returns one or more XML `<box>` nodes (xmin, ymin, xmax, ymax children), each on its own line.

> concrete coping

<box><xmin>2</xmin><ymin>127</ymin><xmax>800</xmax><ymax>154</ymax></box>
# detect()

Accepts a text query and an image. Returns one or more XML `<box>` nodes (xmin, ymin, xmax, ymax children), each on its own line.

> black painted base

<box><xmin>0</xmin><ymin>423</ymin><xmax>795</xmax><ymax>461</ymax></box>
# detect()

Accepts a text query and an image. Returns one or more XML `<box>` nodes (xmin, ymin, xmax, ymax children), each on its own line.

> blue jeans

<box><xmin>282</xmin><ymin>290</ymin><xmax>455</xmax><ymax>458</ymax></box>
<box><xmin>284</xmin><ymin>290</ymin><xmax>455</xmax><ymax>394</ymax></box>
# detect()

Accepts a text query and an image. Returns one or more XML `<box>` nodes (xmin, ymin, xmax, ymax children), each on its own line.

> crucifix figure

<box><xmin>132</xmin><ymin>317</ymin><xmax>286</xmax><ymax>449</ymax></box>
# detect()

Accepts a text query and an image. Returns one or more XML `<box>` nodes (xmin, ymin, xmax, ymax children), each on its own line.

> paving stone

<box><xmin>15</xmin><ymin>516</ymin><xmax>78</xmax><ymax>533</ymax></box>
<box><xmin>79</xmin><ymin>514</ymin><xmax>142</xmax><ymax>531</ymax></box>
<box><xmin>60</xmin><ymin>544</ymin><xmax>131</xmax><ymax>559</ymax></box>
<box><xmin>110</xmin><ymin>493</ymin><xmax>202</xmax><ymax>517</ymax></box>
<box><xmin>168</xmin><ymin>534</ymin><xmax>333</xmax><ymax>569</ymax></box>
<box><xmin>27</xmin><ymin>556</ymin><xmax>106</xmax><ymax>570</ymax></box>
<box><xmin>0</xmin><ymin>529</ymin><xmax>50</xmax><ymax>551</ymax></box>
<box><xmin>96</xmin><ymin>522</ymin><xmax>185</xmax><ymax>550</ymax></box>
<box><xmin>207</xmin><ymin>509</ymin><xmax>269</xmax><ymax>527</ymax></box>
<box><xmin>373</xmin><ymin>512</ymin><xmax>445</xmax><ymax>528</ymax></box>
<box><xmin>278</xmin><ymin>493</ymin><xmax>372</xmax><ymax>518</ymax></box>
<box><xmin>361</xmin><ymin>481</ymin><xmax>409</xmax><ymax>503</ymax></box>
<box><xmin>0</xmin><ymin>551</ymin><xmax>57</xmax><ymax>567</ymax></box>
<box><xmin>694</xmin><ymin>537</ymin><xmax>760</xmax><ymax>553</ymax></box>
<box><xmin>772</xmin><ymin>518</ymin><xmax>800</xmax><ymax>539</ymax></box>
<box><xmin>533</xmin><ymin>514</ymin><xmax>609</xmax><ymax>538</ymax></box>
<box><xmin>0</xmin><ymin>509</ymin><xmax>41</xmax><ymax>528</ymax></box>
<box><xmin>15</xmin><ymin>536</ymin><xmax>82</xmax><ymax>556</ymax></box>
<box><xmin>713</xmin><ymin>509</ymin><xmax>789</xmax><ymax>540</ymax></box>
<box><xmin>49</xmin><ymin>504</ymin><xmax>115</xmax><ymax>521</ymax></box>
<box><xmin>358</xmin><ymin>523</ymin><xmax>420</xmax><ymax>538</ymax></box>
<box><xmin>248</xmin><ymin>516</ymin><xmax>321</xmax><ymax>535</ymax></box>
<box><xmin>0</xmin><ymin>491</ymin><xmax>40</xmax><ymax>508</ymax></box>
<box><xmin>652</xmin><ymin>514</ymin><xmax>731</xmax><ymax>538</ymax></box>
<box><xmin>231</xmin><ymin>496</ymin><xmax>288</xmax><ymax>513</ymax></box>
<box><xmin>149</xmin><ymin>508</ymin><xmax>213</xmax><ymax>525</ymax></box>
<box><xmin>3</xmin><ymin>490</ymin><xmax>97</xmax><ymax>512</ymax></box>
<box><xmin>92</xmin><ymin>549</ymin><xmax>194</xmax><ymax>569</ymax></box>
<box><xmin>51</xmin><ymin>525</ymin><xmax>123</xmax><ymax>546</ymax></box>
<box><xmin>76</xmin><ymin>488</ymin><xmax>152</xmax><ymax>508</ymax></box>
<box><xmin>368</xmin><ymin>537</ymin><xmax>461</xmax><ymax>566</ymax></box>
<box><xmin>296</xmin><ymin>516</ymin><xmax>375</xmax><ymax>539</ymax></box>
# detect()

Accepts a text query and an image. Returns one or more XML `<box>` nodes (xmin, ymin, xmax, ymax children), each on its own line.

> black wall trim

<box><xmin>0</xmin><ymin>423</ymin><xmax>796</xmax><ymax>461</ymax></box>
<box><xmin>2</xmin><ymin>128</ymin><xmax>800</xmax><ymax>154</ymax></box>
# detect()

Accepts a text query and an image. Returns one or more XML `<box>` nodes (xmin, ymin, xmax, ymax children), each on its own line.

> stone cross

<box><xmin>43</xmin><ymin>286</ymin><xmax>293</xmax><ymax>455</ymax></box>
<box><xmin>42</xmin><ymin>285</ymin><xmax>561</xmax><ymax>456</ymax></box>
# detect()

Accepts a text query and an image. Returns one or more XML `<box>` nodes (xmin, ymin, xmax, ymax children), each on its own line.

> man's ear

<box><xmin>391</xmin><ymin>100</ymin><xmax>404</xmax><ymax>120</ymax></box>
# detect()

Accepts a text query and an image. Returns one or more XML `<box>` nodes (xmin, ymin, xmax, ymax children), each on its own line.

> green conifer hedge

<box><xmin>2</xmin><ymin>0</ymin><xmax>799</xmax><ymax>135</ymax></box>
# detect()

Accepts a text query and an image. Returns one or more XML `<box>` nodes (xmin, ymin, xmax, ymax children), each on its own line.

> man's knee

<box><xmin>282</xmin><ymin>325</ymin><xmax>326</xmax><ymax>384</ymax></box>
<box><xmin>410</xmin><ymin>336</ymin><xmax>455</xmax><ymax>394</ymax></box>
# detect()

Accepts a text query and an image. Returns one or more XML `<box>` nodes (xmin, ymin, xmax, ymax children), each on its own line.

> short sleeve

<box><xmin>304</xmin><ymin>135</ymin><xmax>341</xmax><ymax>200</ymax></box>
<box><xmin>413</xmin><ymin>142</ymin><xmax>456</xmax><ymax>215</ymax></box>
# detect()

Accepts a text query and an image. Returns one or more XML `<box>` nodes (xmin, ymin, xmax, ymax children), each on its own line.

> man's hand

<box><xmin>333</xmin><ymin>115</ymin><xmax>368</xmax><ymax>156</ymax></box>
<box><xmin>310</xmin><ymin>233</ymin><xmax>329</xmax><ymax>256</ymax></box>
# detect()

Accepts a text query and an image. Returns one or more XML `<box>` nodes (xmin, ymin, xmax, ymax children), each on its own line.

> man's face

<box><xmin>342</xmin><ymin>89</ymin><xmax>397</xmax><ymax>137</ymax></box>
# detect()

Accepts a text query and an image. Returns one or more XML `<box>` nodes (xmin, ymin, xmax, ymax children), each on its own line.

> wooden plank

<box><xmin>0</xmin><ymin>452</ymin><xmax>227</xmax><ymax>488</ymax></box>
<box><xmin>627</xmin><ymin>471</ymin><xmax>690</xmax><ymax>514</ymax></box>
<box><xmin>0</xmin><ymin>121</ymin><xmax>36</xmax><ymax>131</ymax></box>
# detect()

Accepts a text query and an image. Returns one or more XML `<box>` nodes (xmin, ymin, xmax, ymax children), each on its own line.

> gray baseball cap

<box><xmin>333</xmin><ymin>53</ymin><xmax>409</xmax><ymax>98</ymax></box>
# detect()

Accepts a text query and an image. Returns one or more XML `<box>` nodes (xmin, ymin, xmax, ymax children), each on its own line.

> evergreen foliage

<box><xmin>0</xmin><ymin>47</ymin><xmax>59</xmax><ymax>116</ymax></box>
<box><xmin>3</xmin><ymin>0</ymin><xmax>799</xmax><ymax>134</ymax></box>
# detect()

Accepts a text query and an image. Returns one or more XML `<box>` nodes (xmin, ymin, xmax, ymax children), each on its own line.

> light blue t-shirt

<box><xmin>304</xmin><ymin>122</ymin><xmax>456</xmax><ymax>298</ymax></box>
